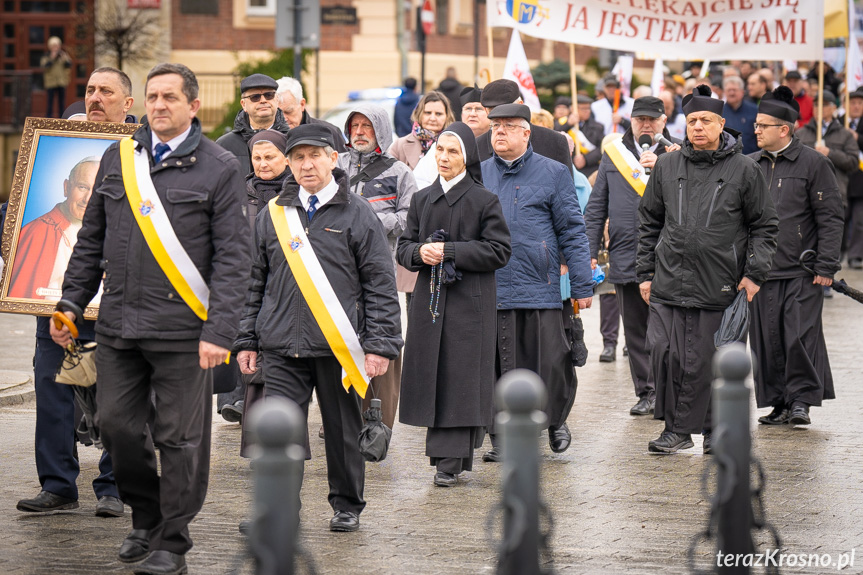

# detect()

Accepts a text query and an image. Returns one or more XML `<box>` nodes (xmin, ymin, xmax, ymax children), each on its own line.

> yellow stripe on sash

<box><xmin>268</xmin><ymin>199</ymin><xmax>369</xmax><ymax>397</ymax></box>
<box><xmin>119</xmin><ymin>137</ymin><xmax>208</xmax><ymax>321</ymax></box>
<box><xmin>604</xmin><ymin>140</ymin><xmax>647</xmax><ymax>197</ymax></box>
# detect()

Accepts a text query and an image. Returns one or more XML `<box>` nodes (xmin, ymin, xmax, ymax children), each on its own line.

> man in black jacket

<box><xmin>585</xmin><ymin>96</ymin><xmax>678</xmax><ymax>417</ymax></box>
<box><xmin>52</xmin><ymin>63</ymin><xmax>251</xmax><ymax>574</ymax></box>
<box><xmin>637</xmin><ymin>85</ymin><xmax>778</xmax><ymax>455</ymax></box>
<box><xmin>216</xmin><ymin>73</ymin><xmax>291</xmax><ymax>176</ymax></box>
<box><xmin>748</xmin><ymin>87</ymin><xmax>844</xmax><ymax>426</ymax></box>
<box><xmin>235</xmin><ymin>124</ymin><xmax>402</xmax><ymax>534</ymax></box>
<box><xmin>476</xmin><ymin>79</ymin><xmax>572</xmax><ymax>168</ymax></box>
<box><xmin>840</xmin><ymin>88</ymin><xmax>863</xmax><ymax>269</ymax></box>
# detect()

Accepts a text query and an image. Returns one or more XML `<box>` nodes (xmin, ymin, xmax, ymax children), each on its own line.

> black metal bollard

<box><xmin>712</xmin><ymin>344</ymin><xmax>755</xmax><ymax>574</ymax></box>
<box><xmin>496</xmin><ymin>369</ymin><xmax>548</xmax><ymax>575</ymax></box>
<box><xmin>248</xmin><ymin>397</ymin><xmax>307</xmax><ymax>575</ymax></box>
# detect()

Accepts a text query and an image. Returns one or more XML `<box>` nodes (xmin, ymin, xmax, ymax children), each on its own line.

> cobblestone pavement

<box><xmin>1</xmin><ymin>269</ymin><xmax>862</xmax><ymax>574</ymax></box>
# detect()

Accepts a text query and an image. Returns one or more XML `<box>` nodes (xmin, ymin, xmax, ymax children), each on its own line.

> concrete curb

<box><xmin>0</xmin><ymin>370</ymin><xmax>35</xmax><ymax>406</ymax></box>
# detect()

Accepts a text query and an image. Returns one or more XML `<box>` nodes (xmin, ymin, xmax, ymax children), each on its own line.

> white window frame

<box><xmin>246</xmin><ymin>0</ymin><xmax>276</xmax><ymax>17</ymax></box>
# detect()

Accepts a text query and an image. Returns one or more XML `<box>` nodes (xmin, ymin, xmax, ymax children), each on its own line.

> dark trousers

<box><xmin>95</xmin><ymin>342</ymin><xmax>212</xmax><ymax>555</ymax></box>
<box><xmin>846</xmin><ymin>197</ymin><xmax>863</xmax><ymax>261</ymax></box>
<box><xmin>599</xmin><ymin>293</ymin><xmax>620</xmax><ymax>346</ymax></box>
<box><xmin>262</xmin><ymin>353</ymin><xmax>366</xmax><ymax>516</ymax></box>
<box><xmin>647</xmin><ymin>304</ymin><xmax>722</xmax><ymax>435</ymax></box>
<box><xmin>615</xmin><ymin>283</ymin><xmax>654</xmax><ymax>399</ymax></box>
<box><xmin>45</xmin><ymin>86</ymin><xmax>65</xmax><ymax>118</ymax></box>
<box><xmin>34</xmin><ymin>337</ymin><xmax>117</xmax><ymax>501</ymax></box>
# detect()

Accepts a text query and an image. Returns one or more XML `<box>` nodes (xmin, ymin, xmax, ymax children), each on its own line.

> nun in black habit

<box><xmin>397</xmin><ymin>122</ymin><xmax>512</xmax><ymax>487</ymax></box>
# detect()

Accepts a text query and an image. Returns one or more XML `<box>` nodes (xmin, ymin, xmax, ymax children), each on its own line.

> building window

<box><xmin>247</xmin><ymin>0</ymin><xmax>275</xmax><ymax>17</ymax></box>
<box><xmin>435</xmin><ymin>0</ymin><xmax>448</xmax><ymax>35</ymax></box>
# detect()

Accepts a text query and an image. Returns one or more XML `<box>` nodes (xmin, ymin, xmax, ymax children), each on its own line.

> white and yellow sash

<box><xmin>604</xmin><ymin>138</ymin><xmax>648</xmax><ymax>197</ymax></box>
<box><xmin>268</xmin><ymin>199</ymin><xmax>369</xmax><ymax>398</ymax></box>
<box><xmin>119</xmin><ymin>137</ymin><xmax>210</xmax><ymax>321</ymax></box>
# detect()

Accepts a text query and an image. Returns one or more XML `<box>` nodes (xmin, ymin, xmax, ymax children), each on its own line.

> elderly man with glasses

<box><xmin>480</xmin><ymin>104</ymin><xmax>593</xmax><ymax>462</ymax></box>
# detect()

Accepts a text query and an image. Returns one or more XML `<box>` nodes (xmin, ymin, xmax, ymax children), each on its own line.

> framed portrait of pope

<box><xmin>0</xmin><ymin>117</ymin><xmax>138</xmax><ymax>318</ymax></box>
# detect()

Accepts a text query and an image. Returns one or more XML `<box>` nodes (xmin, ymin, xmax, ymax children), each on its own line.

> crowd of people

<box><xmin>2</xmin><ymin>57</ymin><xmax>856</xmax><ymax>574</ymax></box>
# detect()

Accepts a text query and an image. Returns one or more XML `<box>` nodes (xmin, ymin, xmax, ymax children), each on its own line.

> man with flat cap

<box><xmin>476</xmin><ymin>79</ymin><xmax>572</xmax><ymax>168</ymax></box>
<box><xmin>585</xmin><ymin>96</ymin><xmax>679</xmax><ymax>417</ymax></box>
<box><xmin>235</xmin><ymin>123</ymin><xmax>402</xmax><ymax>533</ymax></box>
<box><xmin>591</xmin><ymin>75</ymin><xmax>633</xmax><ymax>136</ymax></box>
<box><xmin>748</xmin><ymin>87</ymin><xmax>843</xmax><ymax>427</ymax></box>
<box><xmin>841</xmin><ymin>87</ymin><xmax>863</xmax><ymax>269</ymax></box>
<box><xmin>637</xmin><ymin>84</ymin><xmax>778</xmax><ymax>455</ymax></box>
<box><xmin>217</xmin><ymin>73</ymin><xmax>290</xmax><ymax>177</ymax></box>
<box><xmin>460</xmin><ymin>85</ymin><xmax>490</xmax><ymax>138</ymax></box>
<box><xmin>480</xmin><ymin>103</ymin><xmax>593</xmax><ymax>461</ymax></box>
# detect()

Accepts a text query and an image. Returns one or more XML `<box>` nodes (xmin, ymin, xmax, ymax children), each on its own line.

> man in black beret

<box><xmin>480</xmin><ymin>103</ymin><xmax>594</xmax><ymax>461</ymax></box>
<box><xmin>841</xmin><ymin>88</ymin><xmax>863</xmax><ymax>269</ymax></box>
<box><xmin>460</xmin><ymin>85</ymin><xmax>489</xmax><ymax>137</ymax></box>
<box><xmin>216</xmin><ymin>73</ymin><xmax>290</xmax><ymax>178</ymax></box>
<box><xmin>747</xmin><ymin>87</ymin><xmax>844</xmax><ymax>427</ymax></box>
<box><xmin>637</xmin><ymin>84</ymin><xmax>779</xmax><ymax>454</ymax></box>
<box><xmin>235</xmin><ymin>123</ymin><xmax>402</xmax><ymax>534</ymax></box>
<box><xmin>476</xmin><ymin>79</ymin><xmax>572</xmax><ymax>168</ymax></box>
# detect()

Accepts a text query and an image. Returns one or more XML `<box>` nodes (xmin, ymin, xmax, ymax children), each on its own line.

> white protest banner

<box><xmin>611</xmin><ymin>55</ymin><xmax>634</xmax><ymax>98</ymax></box>
<box><xmin>503</xmin><ymin>31</ymin><xmax>542</xmax><ymax>110</ymax></box>
<box><xmin>650</xmin><ymin>58</ymin><xmax>665</xmax><ymax>95</ymax></box>
<box><xmin>487</xmin><ymin>0</ymin><xmax>823</xmax><ymax>61</ymax></box>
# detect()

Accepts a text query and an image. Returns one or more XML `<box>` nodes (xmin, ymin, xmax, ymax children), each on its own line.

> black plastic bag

<box><xmin>714</xmin><ymin>289</ymin><xmax>750</xmax><ymax>348</ymax></box>
<box><xmin>358</xmin><ymin>398</ymin><xmax>392</xmax><ymax>462</ymax></box>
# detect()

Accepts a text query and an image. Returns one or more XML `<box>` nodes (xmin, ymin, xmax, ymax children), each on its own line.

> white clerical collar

<box><xmin>440</xmin><ymin>169</ymin><xmax>467</xmax><ymax>193</ymax></box>
<box><xmin>151</xmin><ymin>124</ymin><xmax>192</xmax><ymax>160</ymax></box>
<box><xmin>767</xmin><ymin>139</ymin><xmax>793</xmax><ymax>157</ymax></box>
<box><xmin>299</xmin><ymin>175</ymin><xmax>338</xmax><ymax>211</ymax></box>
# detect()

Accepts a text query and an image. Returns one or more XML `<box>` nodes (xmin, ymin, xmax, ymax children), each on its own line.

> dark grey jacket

<box><xmin>62</xmin><ymin>118</ymin><xmax>252</xmax><ymax>350</ymax></box>
<box><xmin>637</xmin><ymin>130</ymin><xmax>779</xmax><ymax>310</ymax></box>
<box><xmin>234</xmin><ymin>169</ymin><xmax>402</xmax><ymax>359</ymax></box>
<box><xmin>748</xmin><ymin>137</ymin><xmax>844</xmax><ymax>279</ymax></box>
<box><xmin>215</xmin><ymin>109</ymin><xmax>290</xmax><ymax>177</ymax></box>
<box><xmin>585</xmin><ymin>127</ymin><xmax>674</xmax><ymax>284</ymax></box>
<box><xmin>796</xmin><ymin>118</ymin><xmax>859</xmax><ymax>202</ymax></box>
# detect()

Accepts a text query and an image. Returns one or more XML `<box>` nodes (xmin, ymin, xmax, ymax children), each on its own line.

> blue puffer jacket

<box><xmin>481</xmin><ymin>146</ymin><xmax>593</xmax><ymax>309</ymax></box>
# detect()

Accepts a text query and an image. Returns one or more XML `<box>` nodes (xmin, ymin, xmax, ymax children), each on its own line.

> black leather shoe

<box><xmin>221</xmin><ymin>400</ymin><xmax>244</xmax><ymax>423</ymax></box>
<box><xmin>133</xmin><ymin>550</ymin><xmax>186</xmax><ymax>575</ymax></box>
<box><xmin>118</xmin><ymin>529</ymin><xmax>151</xmax><ymax>563</ymax></box>
<box><xmin>548</xmin><ymin>423</ymin><xmax>572</xmax><ymax>453</ymax></box>
<box><xmin>850</xmin><ymin>258</ymin><xmax>863</xmax><ymax>269</ymax></box>
<box><xmin>482</xmin><ymin>447</ymin><xmax>501</xmax><ymax>462</ymax></box>
<box><xmin>622</xmin><ymin>345</ymin><xmax>629</xmax><ymax>357</ymax></box>
<box><xmin>434</xmin><ymin>471</ymin><xmax>458</xmax><ymax>487</ymax></box>
<box><xmin>629</xmin><ymin>396</ymin><xmax>655</xmax><ymax>416</ymax></box>
<box><xmin>702</xmin><ymin>431</ymin><xmax>712</xmax><ymax>455</ymax></box>
<box><xmin>758</xmin><ymin>405</ymin><xmax>790</xmax><ymax>425</ymax></box>
<box><xmin>329</xmin><ymin>510</ymin><xmax>359</xmax><ymax>532</ymax></box>
<box><xmin>599</xmin><ymin>345</ymin><xmax>616</xmax><ymax>363</ymax></box>
<box><xmin>648</xmin><ymin>431</ymin><xmax>694</xmax><ymax>453</ymax></box>
<box><xmin>789</xmin><ymin>404</ymin><xmax>811</xmax><ymax>425</ymax></box>
<box><xmin>16</xmin><ymin>491</ymin><xmax>78</xmax><ymax>513</ymax></box>
<box><xmin>95</xmin><ymin>495</ymin><xmax>124</xmax><ymax>517</ymax></box>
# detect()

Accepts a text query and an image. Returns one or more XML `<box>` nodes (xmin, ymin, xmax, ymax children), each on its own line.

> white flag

<box><xmin>611</xmin><ymin>55</ymin><xmax>634</xmax><ymax>98</ymax></box>
<box><xmin>650</xmin><ymin>59</ymin><xmax>665</xmax><ymax>96</ymax></box>
<box><xmin>783</xmin><ymin>60</ymin><xmax>798</xmax><ymax>72</ymax></box>
<box><xmin>849</xmin><ymin>35</ymin><xmax>863</xmax><ymax>92</ymax></box>
<box><xmin>503</xmin><ymin>31</ymin><xmax>541</xmax><ymax>111</ymax></box>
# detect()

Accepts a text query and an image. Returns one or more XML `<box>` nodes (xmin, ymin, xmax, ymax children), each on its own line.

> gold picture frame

<box><xmin>0</xmin><ymin>117</ymin><xmax>139</xmax><ymax>319</ymax></box>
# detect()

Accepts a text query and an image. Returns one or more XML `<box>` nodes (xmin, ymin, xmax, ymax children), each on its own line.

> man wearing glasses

<box><xmin>584</xmin><ymin>96</ymin><xmax>679</xmax><ymax>418</ymax></box>
<box><xmin>459</xmin><ymin>86</ymin><xmax>489</xmax><ymax>138</ymax></box>
<box><xmin>217</xmin><ymin>73</ymin><xmax>290</xmax><ymax>177</ymax></box>
<box><xmin>748</xmin><ymin>86</ymin><xmax>843</xmax><ymax>428</ymax></box>
<box><xmin>480</xmin><ymin>104</ymin><xmax>593</xmax><ymax>461</ymax></box>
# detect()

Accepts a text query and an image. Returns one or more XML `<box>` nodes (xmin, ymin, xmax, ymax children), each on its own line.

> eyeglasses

<box><xmin>462</xmin><ymin>105</ymin><xmax>486</xmax><ymax>115</ymax></box>
<box><xmin>753</xmin><ymin>122</ymin><xmax>783</xmax><ymax>131</ymax></box>
<box><xmin>242</xmin><ymin>91</ymin><xmax>277</xmax><ymax>103</ymax></box>
<box><xmin>490</xmin><ymin>122</ymin><xmax>525</xmax><ymax>133</ymax></box>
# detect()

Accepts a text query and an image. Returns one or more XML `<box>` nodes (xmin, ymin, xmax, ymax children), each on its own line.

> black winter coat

<box><xmin>215</xmin><ymin>109</ymin><xmax>290</xmax><ymax>177</ymax></box>
<box><xmin>234</xmin><ymin>169</ymin><xmax>402</xmax><ymax>360</ymax></box>
<box><xmin>637</xmin><ymin>130</ymin><xmax>779</xmax><ymax>310</ymax></box>
<box><xmin>576</xmin><ymin>117</ymin><xmax>605</xmax><ymax>177</ymax></box>
<box><xmin>796</xmin><ymin>118</ymin><xmax>859</xmax><ymax>202</ymax></box>
<box><xmin>585</xmin><ymin>127</ymin><xmax>673</xmax><ymax>284</ymax></box>
<box><xmin>476</xmin><ymin>123</ymin><xmax>573</xmax><ymax>169</ymax></box>
<box><xmin>62</xmin><ymin>118</ymin><xmax>252</xmax><ymax>351</ymax></box>
<box><xmin>839</xmin><ymin>114</ymin><xmax>863</xmax><ymax>199</ymax></box>
<box><xmin>748</xmin><ymin>137</ymin><xmax>844</xmax><ymax>279</ymax></box>
<box><xmin>397</xmin><ymin>176</ymin><xmax>511</xmax><ymax>428</ymax></box>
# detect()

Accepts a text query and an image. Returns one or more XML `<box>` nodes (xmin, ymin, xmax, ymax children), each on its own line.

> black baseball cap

<box><xmin>285</xmin><ymin>124</ymin><xmax>335</xmax><ymax>153</ymax></box>
<box><xmin>631</xmin><ymin>96</ymin><xmax>665</xmax><ymax>118</ymax></box>
<box><xmin>784</xmin><ymin>70</ymin><xmax>802</xmax><ymax>81</ymax></box>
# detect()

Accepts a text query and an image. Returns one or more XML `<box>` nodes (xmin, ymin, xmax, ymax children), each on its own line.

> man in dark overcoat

<box><xmin>397</xmin><ymin>122</ymin><xmax>511</xmax><ymax>487</ymax></box>
<box><xmin>748</xmin><ymin>87</ymin><xmax>844</xmax><ymax>426</ymax></box>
